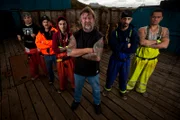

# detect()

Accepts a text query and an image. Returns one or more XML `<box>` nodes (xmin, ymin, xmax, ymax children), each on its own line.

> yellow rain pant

<box><xmin>127</xmin><ymin>46</ymin><xmax>159</xmax><ymax>93</ymax></box>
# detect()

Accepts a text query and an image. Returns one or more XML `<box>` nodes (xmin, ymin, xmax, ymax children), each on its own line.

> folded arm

<box><xmin>67</xmin><ymin>35</ymin><xmax>93</xmax><ymax>57</ymax></box>
<box><xmin>150</xmin><ymin>28</ymin><xmax>170</xmax><ymax>49</ymax></box>
<box><xmin>82</xmin><ymin>37</ymin><xmax>104</xmax><ymax>61</ymax></box>
<box><xmin>139</xmin><ymin>27</ymin><xmax>157</xmax><ymax>46</ymax></box>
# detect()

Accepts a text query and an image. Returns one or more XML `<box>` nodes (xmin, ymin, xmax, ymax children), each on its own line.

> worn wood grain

<box><xmin>17</xmin><ymin>84</ymin><xmax>38</xmax><ymax>120</ymax></box>
<box><xmin>25</xmin><ymin>81</ymin><xmax>51</xmax><ymax>120</ymax></box>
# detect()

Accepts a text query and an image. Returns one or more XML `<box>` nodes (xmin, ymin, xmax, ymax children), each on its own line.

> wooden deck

<box><xmin>0</xmin><ymin>38</ymin><xmax>180</xmax><ymax>120</ymax></box>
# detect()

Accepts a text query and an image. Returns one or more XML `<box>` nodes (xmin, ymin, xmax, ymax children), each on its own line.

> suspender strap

<box><xmin>145</xmin><ymin>25</ymin><xmax>162</xmax><ymax>39</ymax></box>
<box><xmin>116</xmin><ymin>29</ymin><xmax>133</xmax><ymax>41</ymax></box>
<box><xmin>145</xmin><ymin>26</ymin><xmax>149</xmax><ymax>39</ymax></box>
<box><xmin>116</xmin><ymin>30</ymin><xmax>118</xmax><ymax>39</ymax></box>
<box><xmin>157</xmin><ymin>26</ymin><xmax>162</xmax><ymax>39</ymax></box>
<box><xmin>129</xmin><ymin>29</ymin><xmax>132</xmax><ymax>38</ymax></box>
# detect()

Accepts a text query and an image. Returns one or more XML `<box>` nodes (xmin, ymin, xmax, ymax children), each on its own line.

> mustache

<box><xmin>85</xmin><ymin>23</ymin><xmax>91</xmax><ymax>25</ymax></box>
<box><xmin>121</xmin><ymin>24</ymin><xmax>128</xmax><ymax>28</ymax></box>
<box><xmin>122</xmin><ymin>23</ymin><xmax>128</xmax><ymax>26</ymax></box>
<box><xmin>123</xmin><ymin>23</ymin><xmax>128</xmax><ymax>25</ymax></box>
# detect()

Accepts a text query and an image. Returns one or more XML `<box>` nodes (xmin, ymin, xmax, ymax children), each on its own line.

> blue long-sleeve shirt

<box><xmin>109</xmin><ymin>24</ymin><xmax>139</xmax><ymax>60</ymax></box>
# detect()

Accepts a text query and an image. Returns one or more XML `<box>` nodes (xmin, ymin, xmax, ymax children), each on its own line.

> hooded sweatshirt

<box><xmin>52</xmin><ymin>16</ymin><xmax>72</xmax><ymax>55</ymax></box>
<box><xmin>109</xmin><ymin>23</ymin><xmax>139</xmax><ymax>60</ymax></box>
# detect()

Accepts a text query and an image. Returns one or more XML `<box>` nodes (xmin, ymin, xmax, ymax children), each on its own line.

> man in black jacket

<box><xmin>102</xmin><ymin>10</ymin><xmax>139</xmax><ymax>100</ymax></box>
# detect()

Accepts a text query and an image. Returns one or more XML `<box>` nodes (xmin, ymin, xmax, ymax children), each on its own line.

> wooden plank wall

<box><xmin>22</xmin><ymin>8</ymin><xmax>123</xmax><ymax>35</ymax></box>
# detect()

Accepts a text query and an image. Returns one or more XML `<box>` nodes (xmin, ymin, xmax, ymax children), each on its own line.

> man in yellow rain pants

<box><xmin>127</xmin><ymin>8</ymin><xmax>170</xmax><ymax>97</ymax></box>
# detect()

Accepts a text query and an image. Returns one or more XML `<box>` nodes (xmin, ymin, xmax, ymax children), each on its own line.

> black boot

<box><xmin>71</xmin><ymin>101</ymin><xmax>80</xmax><ymax>111</ymax></box>
<box><xmin>94</xmin><ymin>104</ymin><xmax>102</xmax><ymax>115</ymax></box>
<box><xmin>119</xmin><ymin>92</ymin><xmax>127</xmax><ymax>100</ymax></box>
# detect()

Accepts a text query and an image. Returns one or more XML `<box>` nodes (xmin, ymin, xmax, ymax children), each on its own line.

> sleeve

<box><xmin>52</xmin><ymin>32</ymin><xmax>61</xmax><ymax>54</ymax></box>
<box><xmin>35</xmin><ymin>32</ymin><xmax>51</xmax><ymax>49</ymax></box>
<box><xmin>109</xmin><ymin>30</ymin><xmax>128</xmax><ymax>53</ymax></box>
<box><xmin>124</xmin><ymin>29</ymin><xmax>139</xmax><ymax>53</ymax></box>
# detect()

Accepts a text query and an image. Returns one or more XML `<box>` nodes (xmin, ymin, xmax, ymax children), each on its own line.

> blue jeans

<box><xmin>44</xmin><ymin>55</ymin><xmax>56</xmax><ymax>82</ymax></box>
<box><xmin>74</xmin><ymin>74</ymin><xmax>101</xmax><ymax>105</ymax></box>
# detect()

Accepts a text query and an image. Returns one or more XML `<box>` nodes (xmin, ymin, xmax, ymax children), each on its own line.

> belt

<box><xmin>56</xmin><ymin>56</ymin><xmax>70</xmax><ymax>62</ymax></box>
<box><xmin>136</xmin><ymin>55</ymin><xmax>157</xmax><ymax>60</ymax></box>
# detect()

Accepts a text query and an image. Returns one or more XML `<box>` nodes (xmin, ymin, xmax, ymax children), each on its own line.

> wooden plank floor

<box><xmin>0</xmin><ymin>38</ymin><xmax>180</xmax><ymax>120</ymax></box>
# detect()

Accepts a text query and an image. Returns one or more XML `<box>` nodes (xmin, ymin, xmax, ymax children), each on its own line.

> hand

<box><xmin>25</xmin><ymin>47</ymin><xmax>30</xmax><ymax>53</ymax></box>
<box><xmin>31</xmin><ymin>34</ymin><xmax>36</xmax><ymax>38</ymax></box>
<box><xmin>37</xmin><ymin>48</ymin><xmax>40</xmax><ymax>52</ymax></box>
<box><xmin>128</xmin><ymin>43</ymin><xmax>131</xmax><ymax>48</ymax></box>
<box><xmin>156</xmin><ymin>39</ymin><xmax>161</xmax><ymax>44</ymax></box>
<box><xmin>17</xmin><ymin>35</ymin><xmax>22</xmax><ymax>41</ymax></box>
<box><xmin>60</xmin><ymin>47</ymin><xmax>67</xmax><ymax>52</ymax></box>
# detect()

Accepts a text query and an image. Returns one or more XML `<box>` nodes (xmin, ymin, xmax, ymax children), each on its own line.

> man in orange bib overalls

<box><xmin>52</xmin><ymin>16</ymin><xmax>75</xmax><ymax>92</ymax></box>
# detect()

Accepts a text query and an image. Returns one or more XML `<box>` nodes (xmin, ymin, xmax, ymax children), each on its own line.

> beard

<box><xmin>84</xmin><ymin>25</ymin><xmax>92</xmax><ymax>31</ymax></box>
<box><xmin>83</xmin><ymin>23</ymin><xmax>94</xmax><ymax>32</ymax></box>
<box><xmin>83</xmin><ymin>23</ymin><xmax>95</xmax><ymax>32</ymax></box>
<box><xmin>121</xmin><ymin>23</ymin><xmax>129</xmax><ymax>28</ymax></box>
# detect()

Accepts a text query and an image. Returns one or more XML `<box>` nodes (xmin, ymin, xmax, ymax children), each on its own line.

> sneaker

<box><xmin>142</xmin><ymin>92</ymin><xmax>148</xmax><ymax>97</ymax></box>
<box><xmin>94</xmin><ymin>104</ymin><xmax>102</xmax><ymax>115</ymax></box>
<box><xmin>119</xmin><ymin>92</ymin><xmax>127</xmax><ymax>100</ymax></box>
<box><xmin>31</xmin><ymin>75</ymin><xmax>39</xmax><ymax>81</ymax></box>
<box><xmin>102</xmin><ymin>89</ymin><xmax>109</xmax><ymax>97</ymax></box>
<box><xmin>31</xmin><ymin>77</ymin><xmax>36</xmax><ymax>81</ymax></box>
<box><xmin>71</xmin><ymin>101</ymin><xmax>80</xmax><ymax>111</ymax></box>
<box><xmin>126</xmin><ymin>90</ymin><xmax>130</xmax><ymax>93</ymax></box>
<box><xmin>58</xmin><ymin>89</ymin><xmax>65</xmax><ymax>93</ymax></box>
<box><xmin>57</xmin><ymin>90</ymin><xmax>61</xmax><ymax>94</ymax></box>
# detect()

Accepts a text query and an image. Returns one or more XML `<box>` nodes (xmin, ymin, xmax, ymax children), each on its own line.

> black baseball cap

<box><xmin>121</xmin><ymin>10</ymin><xmax>132</xmax><ymax>18</ymax></box>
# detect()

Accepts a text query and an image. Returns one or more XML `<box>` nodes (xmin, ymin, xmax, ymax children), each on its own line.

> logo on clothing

<box><xmin>126</xmin><ymin>37</ymin><xmax>130</xmax><ymax>43</ymax></box>
<box><xmin>23</xmin><ymin>28</ymin><xmax>33</xmax><ymax>35</ymax></box>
